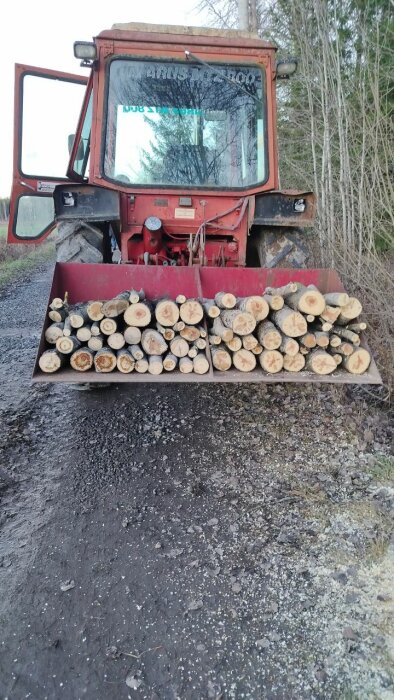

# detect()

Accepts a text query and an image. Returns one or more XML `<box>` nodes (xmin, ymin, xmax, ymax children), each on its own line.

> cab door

<box><xmin>8</xmin><ymin>64</ymin><xmax>87</xmax><ymax>244</ymax></box>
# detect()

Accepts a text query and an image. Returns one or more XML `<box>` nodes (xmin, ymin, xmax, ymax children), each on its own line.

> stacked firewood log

<box><xmin>38</xmin><ymin>283</ymin><xmax>371</xmax><ymax>376</ymax></box>
<box><xmin>205</xmin><ymin>283</ymin><xmax>371</xmax><ymax>375</ymax></box>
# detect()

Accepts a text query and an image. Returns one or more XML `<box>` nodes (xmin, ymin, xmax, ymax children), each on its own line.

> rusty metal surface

<box><xmin>253</xmin><ymin>191</ymin><xmax>316</xmax><ymax>228</ymax></box>
<box><xmin>33</xmin><ymin>264</ymin><xmax>382</xmax><ymax>386</ymax></box>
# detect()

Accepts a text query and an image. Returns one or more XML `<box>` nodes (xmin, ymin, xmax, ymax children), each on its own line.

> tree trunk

<box><xmin>90</xmin><ymin>322</ymin><xmax>101</xmax><ymax>337</ymax></box>
<box><xmin>259</xmin><ymin>349</ymin><xmax>284</xmax><ymax>373</ymax></box>
<box><xmin>331</xmin><ymin>326</ymin><xmax>360</xmax><ymax>345</ymax></box>
<box><xmin>39</xmin><ymin>349</ymin><xmax>66</xmax><ymax>373</ymax></box>
<box><xmin>314</xmin><ymin>331</ymin><xmax>330</xmax><ymax>348</ymax></box>
<box><xmin>346</xmin><ymin>322</ymin><xmax>366</xmax><ymax>332</ymax></box>
<box><xmin>320</xmin><ymin>305</ymin><xmax>342</xmax><ymax>323</ymax></box>
<box><xmin>195</xmin><ymin>337</ymin><xmax>207</xmax><ymax>350</ymax></box>
<box><xmin>141</xmin><ymin>329</ymin><xmax>168</xmax><ymax>355</ymax></box>
<box><xmin>214</xmin><ymin>291</ymin><xmax>237</xmax><ymax>309</ymax></box>
<box><xmin>124</xmin><ymin>302</ymin><xmax>152</xmax><ymax>327</ymax></box>
<box><xmin>135</xmin><ymin>356</ymin><xmax>149</xmax><ymax>373</ymax></box>
<box><xmin>116</xmin><ymin>349</ymin><xmax>135</xmax><ymax>373</ymax></box>
<box><xmin>70</xmin><ymin>347</ymin><xmax>94</xmax><ymax>372</ymax></box>
<box><xmin>155</xmin><ymin>299</ymin><xmax>180</xmax><ymax>327</ymax></box>
<box><xmin>208</xmin><ymin>334</ymin><xmax>221</xmax><ymax>346</ymax></box>
<box><xmin>329</xmin><ymin>334</ymin><xmax>341</xmax><ymax>347</ymax></box>
<box><xmin>94</xmin><ymin>348</ymin><xmax>117</xmax><ymax>373</ymax></box>
<box><xmin>173</xmin><ymin>321</ymin><xmax>185</xmax><ymax>332</ymax></box>
<box><xmin>211</xmin><ymin>345</ymin><xmax>232</xmax><ymax>371</ymax></box>
<box><xmin>176</xmin><ymin>294</ymin><xmax>187</xmax><ymax>305</ymax></box>
<box><xmin>63</xmin><ymin>317</ymin><xmax>72</xmax><ymax>337</ymax></box>
<box><xmin>238</xmin><ymin>296</ymin><xmax>269</xmax><ymax>321</ymax></box>
<box><xmin>256</xmin><ymin>321</ymin><xmax>281</xmax><ymax>349</ymax></box>
<box><xmin>188</xmin><ymin>346</ymin><xmax>198</xmax><ymax>358</ymax></box>
<box><xmin>251</xmin><ymin>343</ymin><xmax>263</xmax><ymax>355</ymax></box>
<box><xmin>300</xmin><ymin>332</ymin><xmax>317</xmax><ymax>349</ymax></box>
<box><xmin>179</xmin><ymin>300</ymin><xmax>204</xmax><ymax>324</ymax></box>
<box><xmin>242</xmin><ymin>334</ymin><xmax>258</xmax><ymax>350</ymax></box>
<box><xmin>49</xmin><ymin>297</ymin><xmax>65</xmax><ymax>310</ymax></box>
<box><xmin>272</xmin><ymin>307</ymin><xmax>307</xmax><ymax>337</ymax></box>
<box><xmin>129</xmin><ymin>289</ymin><xmax>145</xmax><ymax>304</ymax></box>
<box><xmin>306</xmin><ymin>350</ymin><xmax>337</xmax><ymax>375</ymax></box>
<box><xmin>343</xmin><ymin>348</ymin><xmax>371</xmax><ymax>374</ymax></box>
<box><xmin>232</xmin><ymin>349</ymin><xmax>257</xmax><ymax>372</ymax></box>
<box><xmin>220</xmin><ymin>310</ymin><xmax>256</xmax><ymax>336</ymax></box>
<box><xmin>48</xmin><ymin>307</ymin><xmax>67</xmax><ymax>323</ymax></box>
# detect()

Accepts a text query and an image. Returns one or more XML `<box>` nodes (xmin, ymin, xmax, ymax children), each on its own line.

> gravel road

<box><xmin>0</xmin><ymin>262</ymin><xmax>393</xmax><ymax>700</ymax></box>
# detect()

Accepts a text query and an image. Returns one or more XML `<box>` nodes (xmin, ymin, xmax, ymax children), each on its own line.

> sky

<box><xmin>0</xmin><ymin>0</ymin><xmax>210</xmax><ymax>197</ymax></box>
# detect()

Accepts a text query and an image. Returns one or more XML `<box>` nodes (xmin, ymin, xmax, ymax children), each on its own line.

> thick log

<box><xmin>283</xmin><ymin>353</ymin><xmax>306</xmax><ymax>372</ymax></box>
<box><xmin>94</xmin><ymin>348</ymin><xmax>117</xmax><ymax>373</ymax></box>
<box><xmin>69</xmin><ymin>305</ymin><xmax>89</xmax><ymax>328</ymax></box>
<box><xmin>346</xmin><ymin>322</ymin><xmax>367</xmax><ymax>333</ymax></box>
<box><xmin>337</xmin><ymin>297</ymin><xmax>363</xmax><ymax>324</ymax></box>
<box><xmin>331</xmin><ymin>326</ymin><xmax>360</xmax><ymax>345</ymax></box>
<box><xmin>324</xmin><ymin>292</ymin><xmax>350</xmax><ymax>307</ymax></box>
<box><xmin>272</xmin><ymin>307</ymin><xmax>307</xmax><ymax>338</ymax></box>
<box><xmin>88</xmin><ymin>335</ymin><xmax>104</xmax><ymax>351</ymax></box>
<box><xmin>90</xmin><ymin>322</ymin><xmax>101</xmax><ymax>337</ymax></box>
<box><xmin>286</xmin><ymin>285</ymin><xmax>325</xmax><ymax>316</ymax></box>
<box><xmin>76</xmin><ymin>326</ymin><xmax>92</xmax><ymax>343</ymax></box>
<box><xmin>155</xmin><ymin>299</ymin><xmax>180</xmax><ymax>327</ymax></box>
<box><xmin>193</xmin><ymin>354</ymin><xmax>210</xmax><ymax>374</ymax></box>
<box><xmin>141</xmin><ymin>329</ymin><xmax>168</xmax><ymax>355</ymax></box>
<box><xmin>123</xmin><ymin>326</ymin><xmax>142</xmax><ymax>345</ymax></box>
<box><xmin>100</xmin><ymin>318</ymin><xmax>117</xmax><ymax>336</ymax></box>
<box><xmin>242</xmin><ymin>334</ymin><xmax>258</xmax><ymax>351</ymax></box>
<box><xmin>220</xmin><ymin>310</ymin><xmax>256</xmax><ymax>336</ymax></box>
<box><xmin>179</xmin><ymin>300</ymin><xmax>204</xmax><ymax>325</ymax></box>
<box><xmin>202</xmin><ymin>300</ymin><xmax>220</xmax><ymax>318</ymax></box>
<box><xmin>39</xmin><ymin>349</ymin><xmax>66</xmax><ymax>373</ymax></box>
<box><xmin>238</xmin><ymin>296</ymin><xmax>269</xmax><ymax>321</ymax></box>
<box><xmin>107</xmin><ymin>332</ymin><xmax>126</xmax><ymax>350</ymax></box>
<box><xmin>212</xmin><ymin>317</ymin><xmax>233</xmax><ymax>342</ymax></box>
<box><xmin>306</xmin><ymin>349</ymin><xmax>337</xmax><ymax>375</ymax></box>
<box><xmin>233</xmin><ymin>349</ymin><xmax>257</xmax><ymax>372</ymax></box>
<box><xmin>214</xmin><ymin>291</ymin><xmax>237</xmax><ymax>309</ymax></box>
<box><xmin>195</xmin><ymin>337</ymin><xmax>207</xmax><ymax>350</ymax></box>
<box><xmin>129</xmin><ymin>289</ymin><xmax>145</xmax><ymax>304</ymax></box>
<box><xmin>170</xmin><ymin>336</ymin><xmax>189</xmax><ymax>358</ymax></box>
<box><xmin>135</xmin><ymin>356</ymin><xmax>149</xmax><ymax>373</ymax></box>
<box><xmin>343</xmin><ymin>348</ymin><xmax>371</xmax><ymax>374</ymax></box>
<box><xmin>70</xmin><ymin>347</ymin><xmax>94</xmax><ymax>372</ymax></box>
<box><xmin>280</xmin><ymin>336</ymin><xmax>299</xmax><ymax>357</ymax></box>
<box><xmin>176</xmin><ymin>293</ymin><xmax>187</xmax><ymax>305</ymax></box>
<box><xmin>263</xmin><ymin>294</ymin><xmax>284</xmax><ymax>311</ymax></box>
<box><xmin>320</xmin><ymin>305</ymin><xmax>342</xmax><ymax>324</ymax></box>
<box><xmin>251</xmin><ymin>344</ymin><xmax>263</xmax><ymax>355</ymax></box>
<box><xmin>86</xmin><ymin>301</ymin><xmax>104</xmax><ymax>322</ymax></box>
<box><xmin>56</xmin><ymin>335</ymin><xmax>80</xmax><ymax>354</ymax></box>
<box><xmin>180</xmin><ymin>325</ymin><xmax>200</xmax><ymax>342</ymax></box>
<box><xmin>300</xmin><ymin>332</ymin><xmax>317</xmax><ymax>349</ymax></box>
<box><xmin>116</xmin><ymin>349</ymin><xmax>135</xmax><ymax>373</ymax></box>
<box><xmin>256</xmin><ymin>321</ymin><xmax>281</xmax><ymax>350</ymax></box>
<box><xmin>63</xmin><ymin>317</ymin><xmax>72</xmax><ymax>337</ymax></box>
<box><xmin>124</xmin><ymin>301</ymin><xmax>152</xmax><ymax>327</ymax></box>
<box><xmin>102</xmin><ymin>292</ymin><xmax>130</xmax><ymax>319</ymax></box>
<box><xmin>209</xmin><ymin>334</ymin><xmax>221</xmax><ymax>346</ymax></box>
<box><xmin>179</xmin><ymin>356</ymin><xmax>194</xmax><ymax>374</ymax></box>
<box><xmin>226</xmin><ymin>336</ymin><xmax>242</xmax><ymax>352</ymax></box>
<box><xmin>264</xmin><ymin>282</ymin><xmax>297</xmax><ymax>297</ymax></box>
<box><xmin>188</xmin><ymin>346</ymin><xmax>198</xmax><ymax>358</ymax></box>
<box><xmin>48</xmin><ymin>307</ymin><xmax>67</xmax><ymax>323</ymax></box>
<box><xmin>314</xmin><ymin>331</ymin><xmax>330</xmax><ymax>348</ymax></box>
<box><xmin>45</xmin><ymin>323</ymin><xmax>64</xmax><ymax>344</ymax></box>
<box><xmin>259</xmin><ymin>349</ymin><xmax>284</xmax><ymax>374</ymax></box>
<box><xmin>163</xmin><ymin>353</ymin><xmax>178</xmax><ymax>371</ymax></box>
<box><xmin>211</xmin><ymin>345</ymin><xmax>232</xmax><ymax>371</ymax></box>
<box><xmin>148</xmin><ymin>355</ymin><xmax>163</xmax><ymax>375</ymax></box>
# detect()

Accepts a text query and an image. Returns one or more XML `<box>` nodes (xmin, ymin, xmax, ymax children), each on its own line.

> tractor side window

<box><xmin>14</xmin><ymin>196</ymin><xmax>55</xmax><ymax>239</ymax></box>
<box><xmin>21</xmin><ymin>74</ymin><xmax>85</xmax><ymax>178</ymax></box>
<box><xmin>72</xmin><ymin>92</ymin><xmax>93</xmax><ymax>177</ymax></box>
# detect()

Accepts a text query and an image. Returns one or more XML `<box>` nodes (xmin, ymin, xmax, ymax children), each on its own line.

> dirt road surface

<box><xmin>0</xmin><ymin>263</ymin><xmax>393</xmax><ymax>700</ymax></box>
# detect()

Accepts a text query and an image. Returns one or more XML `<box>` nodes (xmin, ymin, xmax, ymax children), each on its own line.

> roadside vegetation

<box><xmin>0</xmin><ymin>223</ymin><xmax>54</xmax><ymax>288</ymax></box>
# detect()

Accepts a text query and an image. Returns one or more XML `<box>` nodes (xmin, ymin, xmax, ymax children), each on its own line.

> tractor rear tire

<box><xmin>255</xmin><ymin>228</ymin><xmax>310</xmax><ymax>269</ymax></box>
<box><xmin>55</xmin><ymin>220</ymin><xmax>104</xmax><ymax>263</ymax></box>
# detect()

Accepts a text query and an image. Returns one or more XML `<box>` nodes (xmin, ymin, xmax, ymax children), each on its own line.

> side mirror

<box><xmin>68</xmin><ymin>134</ymin><xmax>85</xmax><ymax>160</ymax></box>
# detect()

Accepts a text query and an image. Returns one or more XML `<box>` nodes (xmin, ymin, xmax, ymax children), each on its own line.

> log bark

<box><xmin>212</xmin><ymin>317</ymin><xmax>233</xmax><ymax>342</ymax></box>
<box><xmin>335</xmin><ymin>342</ymin><xmax>355</xmax><ymax>356</ymax></box>
<box><xmin>88</xmin><ymin>335</ymin><xmax>104</xmax><ymax>351</ymax></box>
<box><xmin>202</xmin><ymin>300</ymin><xmax>220</xmax><ymax>318</ymax></box>
<box><xmin>331</xmin><ymin>327</ymin><xmax>360</xmax><ymax>345</ymax></box>
<box><xmin>300</xmin><ymin>332</ymin><xmax>317</xmax><ymax>349</ymax></box>
<box><xmin>107</xmin><ymin>332</ymin><xmax>126</xmax><ymax>350</ymax></box>
<box><xmin>193</xmin><ymin>354</ymin><xmax>210</xmax><ymax>374</ymax></box>
<box><xmin>180</xmin><ymin>326</ymin><xmax>200</xmax><ymax>342</ymax></box>
<box><xmin>306</xmin><ymin>350</ymin><xmax>337</xmax><ymax>375</ymax></box>
<box><xmin>76</xmin><ymin>326</ymin><xmax>92</xmax><ymax>343</ymax></box>
<box><xmin>272</xmin><ymin>307</ymin><xmax>307</xmax><ymax>338</ymax></box>
<box><xmin>232</xmin><ymin>349</ymin><xmax>257</xmax><ymax>372</ymax></box>
<box><xmin>320</xmin><ymin>305</ymin><xmax>342</xmax><ymax>323</ymax></box>
<box><xmin>324</xmin><ymin>292</ymin><xmax>350</xmax><ymax>307</ymax></box>
<box><xmin>314</xmin><ymin>320</ymin><xmax>333</xmax><ymax>332</ymax></box>
<box><xmin>86</xmin><ymin>301</ymin><xmax>104</xmax><ymax>322</ymax></box>
<box><xmin>259</xmin><ymin>349</ymin><xmax>284</xmax><ymax>374</ymax></box>
<box><xmin>285</xmin><ymin>285</ymin><xmax>326</xmax><ymax>316</ymax></box>
<box><xmin>129</xmin><ymin>289</ymin><xmax>145</xmax><ymax>304</ymax></box>
<box><xmin>116</xmin><ymin>349</ymin><xmax>135</xmax><ymax>373</ymax></box>
<box><xmin>314</xmin><ymin>331</ymin><xmax>330</xmax><ymax>348</ymax></box>
<box><xmin>135</xmin><ymin>356</ymin><xmax>149</xmax><ymax>373</ymax></box>
<box><xmin>264</xmin><ymin>282</ymin><xmax>297</xmax><ymax>297</ymax></box>
<box><xmin>156</xmin><ymin>323</ymin><xmax>175</xmax><ymax>341</ymax></box>
<box><xmin>55</xmin><ymin>335</ymin><xmax>81</xmax><ymax>354</ymax></box>
<box><xmin>242</xmin><ymin>334</ymin><xmax>258</xmax><ymax>351</ymax></box>
<box><xmin>129</xmin><ymin>344</ymin><xmax>144</xmax><ymax>361</ymax></box>
<box><xmin>45</xmin><ymin>323</ymin><xmax>64</xmax><ymax>344</ymax></box>
<box><xmin>256</xmin><ymin>321</ymin><xmax>281</xmax><ymax>350</ymax></box>
<box><xmin>283</xmin><ymin>353</ymin><xmax>306</xmax><ymax>372</ymax></box>
<box><xmin>337</xmin><ymin>297</ymin><xmax>363</xmax><ymax>324</ymax></box>
<box><xmin>226</xmin><ymin>336</ymin><xmax>242</xmax><ymax>352</ymax></box>
<box><xmin>170</xmin><ymin>336</ymin><xmax>189</xmax><ymax>358</ymax></box>
<box><xmin>100</xmin><ymin>318</ymin><xmax>117</xmax><ymax>336</ymax></box>
<box><xmin>69</xmin><ymin>305</ymin><xmax>89</xmax><ymax>328</ymax></box>
<box><xmin>155</xmin><ymin>299</ymin><xmax>180</xmax><ymax>327</ymax></box>
<box><xmin>48</xmin><ymin>307</ymin><xmax>67</xmax><ymax>323</ymax></box>
<box><xmin>141</xmin><ymin>329</ymin><xmax>168</xmax><ymax>355</ymax></box>
<box><xmin>94</xmin><ymin>348</ymin><xmax>117</xmax><ymax>373</ymax></box>
<box><xmin>220</xmin><ymin>310</ymin><xmax>256</xmax><ymax>336</ymax></box>
<box><xmin>211</xmin><ymin>345</ymin><xmax>232</xmax><ymax>371</ymax></box>
<box><xmin>39</xmin><ymin>349</ymin><xmax>66</xmax><ymax>373</ymax></box>
<box><xmin>197</xmin><ymin>326</ymin><xmax>207</xmax><ymax>338</ymax></box>
<box><xmin>214</xmin><ymin>291</ymin><xmax>236</xmax><ymax>309</ymax></box>
<box><xmin>102</xmin><ymin>293</ymin><xmax>130</xmax><ymax>318</ymax></box>
<box><xmin>346</xmin><ymin>322</ymin><xmax>367</xmax><ymax>332</ymax></box>
<box><xmin>63</xmin><ymin>317</ymin><xmax>72</xmax><ymax>337</ymax></box>
<box><xmin>343</xmin><ymin>348</ymin><xmax>371</xmax><ymax>374</ymax></box>
<box><xmin>238</xmin><ymin>296</ymin><xmax>269</xmax><ymax>321</ymax></box>
<box><xmin>123</xmin><ymin>301</ymin><xmax>152</xmax><ymax>327</ymax></box>
<box><xmin>179</xmin><ymin>300</ymin><xmax>204</xmax><ymax>324</ymax></box>
<box><xmin>263</xmin><ymin>294</ymin><xmax>284</xmax><ymax>311</ymax></box>
<box><xmin>70</xmin><ymin>347</ymin><xmax>94</xmax><ymax>372</ymax></box>
<box><xmin>163</xmin><ymin>353</ymin><xmax>178</xmax><ymax>371</ymax></box>
<box><xmin>280</xmin><ymin>336</ymin><xmax>299</xmax><ymax>357</ymax></box>
<box><xmin>123</xmin><ymin>326</ymin><xmax>142</xmax><ymax>345</ymax></box>
<box><xmin>329</xmin><ymin>334</ymin><xmax>341</xmax><ymax>347</ymax></box>
<box><xmin>148</xmin><ymin>355</ymin><xmax>163</xmax><ymax>375</ymax></box>
<box><xmin>179</xmin><ymin>356</ymin><xmax>194</xmax><ymax>374</ymax></box>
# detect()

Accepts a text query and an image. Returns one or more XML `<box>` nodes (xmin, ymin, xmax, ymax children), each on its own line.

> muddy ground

<box><xmin>0</xmin><ymin>263</ymin><xmax>393</xmax><ymax>700</ymax></box>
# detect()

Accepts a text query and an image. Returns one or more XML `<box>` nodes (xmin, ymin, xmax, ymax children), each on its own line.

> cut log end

<box><xmin>179</xmin><ymin>300</ymin><xmax>204</xmax><ymax>325</ymax></box>
<box><xmin>155</xmin><ymin>300</ymin><xmax>180</xmax><ymax>327</ymax></box>
<box><xmin>232</xmin><ymin>349</ymin><xmax>257</xmax><ymax>372</ymax></box>
<box><xmin>70</xmin><ymin>348</ymin><xmax>94</xmax><ymax>372</ymax></box>
<box><xmin>39</xmin><ymin>350</ymin><xmax>65</xmax><ymax>373</ymax></box>
<box><xmin>259</xmin><ymin>349</ymin><xmax>284</xmax><ymax>374</ymax></box>
<box><xmin>344</xmin><ymin>348</ymin><xmax>371</xmax><ymax>374</ymax></box>
<box><xmin>306</xmin><ymin>349</ymin><xmax>337</xmax><ymax>375</ymax></box>
<box><xmin>94</xmin><ymin>349</ymin><xmax>117</xmax><ymax>373</ymax></box>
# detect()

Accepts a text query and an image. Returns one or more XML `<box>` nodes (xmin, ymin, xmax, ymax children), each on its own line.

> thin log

<box><xmin>148</xmin><ymin>355</ymin><xmax>163</xmax><ymax>375</ymax></box>
<box><xmin>86</xmin><ymin>301</ymin><xmax>104</xmax><ymax>322</ymax></box>
<box><xmin>280</xmin><ymin>336</ymin><xmax>299</xmax><ymax>357</ymax></box>
<box><xmin>179</xmin><ymin>356</ymin><xmax>194</xmax><ymax>374</ymax></box>
<box><xmin>314</xmin><ymin>331</ymin><xmax>330</xmax><ymax>348</ymax></box>
<box><xmin>251</xmin><ymin>344</ymin><xmax>263</xmax><ymax>355</ymax></box>
<box><xmin>306</xmin><ymin>350</ymin><xmax>337</xmax><ymax>375</ymax></box>
<box><xmin>346</xmin><ymin>322</ymin><xmax>367</xmax><ymax>333</ymax></box>
<box><xmin>123</xmin><ymin>326</ymin><xmax>142</xmax><ymax>345</ymax></box>
<box><xmin>212</xmin><ymin>317</ymin><xmax>233</xmax><ymax>343</ymax></box>
<box><xmin>259</xmin><ymin>349</ymin><xmax>284</xmax><ymax>374</ymax></box>
<box><xmin>76</xmin><ymin>326</ymin><xmax>92</xmax><ymax>343</ymax></box>
<box><xmin>129</xmin><ymin>344</ymin><xmax>144</xmax><ymax>361</ymax></box>
<box><xmin>193</xmin><ymin>354</ymin><xmax>209</xmax><ymax>374</ymax></box>
<box><xmin>337</xmin><ymin>297</ymin><xmax>363</xmax><ymax>324</ymax></box>
<box><xmin>256</xmin><ymin>321</ymin><xmax>281</xmax><ymax>349</ymax></box>
<box><xmin>70</xmin><ymin>347</ymin><xmax>94</xmax><ymax>372</ymax></box>
<box><xmin>45</xmin><ymin>323</ymin><xmax>64</xmax><ymax>344</ymax></box>
<box><xmin>49</xmin><ymin>297</ymin><xmax>65</xmax><ymax>310</ymax></box>
<box><xmin>335</xmin><ymin>342</ymin><xmax>355</xmax><ymax>356</ymax></box>
<box><xmin>329</xmin><ymin>335</ymin><xmax>342</xmax><ymax>348</ymax></box>
<box><xmin>220</xmin><ymin>310</ymin><xmax>256</xmax><ymax>336</ymax></box>
<box><xmin>264</xmin><ymin>282</ymin><xmax>297</xmax><ymax>297</ymax></box>
<box><xmin>69</xmin><ymin>305</ymin><xmax>89</xmax><ymax>328</ymax></box>
<box><xmin>197</xmin><ymin>326</ymin><xmax>207</xmax><ymax>338</ymax></box>
<box><xmin>100</xmin><ymin>318</ymin><xmax>117</xmax><ymax>336</ymax></box>
<box><xmin>173</xmin><ymin>321</ymin><xmax>185</xmax><ymax>332</ymax></box>
<box><xmin>135</xmin><ymin>356</ymin><xmax>149</xmax><ymax>373</ymax></box>
<box><xmin>272</xmin><ymin>307</ymin><xmax>307</xmax><ymax>338</ymax></box>
<box><xmin>90</xmin><ymin>322</ymin><xmax>101</xmax><ymax>337</ymax></box>
<box><xmin>155</xmin><ymin>299</ymin><xmax>180</xmax><ymax>327</ymax></box>
<box><xmin>283</xmin><ymin>353</ymin><xmax>306</xmax><ymax>372</ymax></box>
<box><xmin>343</xmin><ymin>348</ymin><xmax>371</xmax><ymax>374</ymax></box>
<box><xmin>107</xmin><ymin>332</ymin><xmax>126</xmax><ymax>350</ymax></box>
<box><xmin>286</xmin><ymin>285</ymin><xmax>326</xmax><ymax>316</ymax></box>
<box><xmin>226</xmin><ymin>336</ymin><xmax>242</xmax><ymax>352</ymax></box>
<box><xmin>242</xmin><ymin>334</ymin><xmax>258</xmax><ymax>351</ymax></box>
<box><xmin>129</xmin><ymin>289</ymin><xmax>145</xmax><ymax>304</ymax></box>
<box><xmin>214</xmin><ymin>291</ymin><xmax>236</xmax><ymax>309</ymax></box>
<box><xmin>202</xmin><ymin>300</ymin><xmax>220</xmax><ymax>318</ymax></box>
<box><xmin>195</xmin><ymin>337</ymin><xmax>207</xmax><ymax>350</ymax></box>
<box><xmin>63</xmin><ymin>317</ymin><xmax>72</xmax><ymax>337</ymax></box>
<box><xmin>55</xmin><ymin>335</ymin><xmax>80</xmax><ymax>354</ymax></box>
<box><xmin>320</xmin><ymin>305</ymin><xmax>342</xmax><ymax>324</ymax></box>
<box><xmin>300</xmin><ymin>332</ymin><xmax>317</xmax><ymax>349</ymax></box>
<box><xmin>179</xmin><ymin>300</ymin><xmax>204</xmax><ymax>325</ymax></box>
<box><xmin>180</xmin><ymin>326</ymin><xmax>200</xmax><ymax>342</ymax></box>
<box><xmin>188</xmin><ymin>346</ymin><xmax>198</xmax><ymax>358</ymax></box>
<box><xmin>39</xmin><ymin>349</ymin><xmax>66</xmax><ymax>373</ymax></box>
<box><xmin>211</xmin><ymin>345</ymin><xmax>232</xmax><ymax>371</ymax></box>
<box><xmin>331</xmin><ymin>326</ymin><xmax>360</xmax><ymax>345</ymax></box>
<box><xmin>232</xmin><ymin>349</ymin><xmax>257</xmax><ymax>372</ymax></box>
<box><xmin>116</xmin><ymin>349</ymin><xmax>135</xmax><ymax>373</ymax></box>
<box><xmin>263</xmin><ymin>294</ymin><xmax>284</xmax><ymax>311</ymax></box>
<box><xmin>238</xmin><ymin>296</ymin><xmax>269</xmax><ymax>321</ymax></box>
<box><xmin>94</xmin><ymin>348</ymin><xmax>117</xmax><ymax>373</ymax></box>
<box><xmin>88</xmin><ymin>335</ymin><xmax>104</xmax><ymax>351</ymax></box>
<box><xmin>141</xmin><ymin>329</ymin><xmax>168</xmax><ymax>355</ymax></box>
<box><xmin>209</xmin><ymin>334</ymin><xmax>221</xmax><ymax>346</ymax></box>
<box><xmin>299</xmin><ymin>346</ymin><xmax>309</xmax><ymax>355</ymax></box>
<box><xmin>163</xmin><ymin>353</ymin><xmax>178</xmax><ymax>371</ymax></box>
<box><xmin>314</xmin><ymin>320</ymin><xmax>333</xmax><ymax>332</ymax></box>
<box><xmin>176</xmin><ymin>294</ymin><xmax>187</xmax><ymax>305</ymax></box>
<box><xmin>324</xmin><ymin>292</ymin><xmax>350</xmax><ymax>307</ymax></box>
<box><xmin>170</xmin><ymin>336</ymin><xmax>189</xmax><ymax>358</ymax></box>
<box><xmin>48</xmin><ymin>307</ymin><xmax>67</xmax><ymax>323</ymax></box>
<box><xmin>124</xmin><ymin>301</ymin><xmax>152</xmax><ymax>327</ymax></box>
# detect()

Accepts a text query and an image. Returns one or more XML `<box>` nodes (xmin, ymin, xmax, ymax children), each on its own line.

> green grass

<box><xmin>370</xmin><ymin>456</ymin><xmax>394</xmax><ymax>483</ymax></box>
<box><xmin>0</xmin><ymin>222</ymin><xmax>54</xmax><ymax>288</ymax></box>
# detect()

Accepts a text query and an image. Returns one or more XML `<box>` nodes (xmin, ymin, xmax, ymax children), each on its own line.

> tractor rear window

<box><xmin>104</xmin><ymin>58</ymin><xmax>266</xmax><ymax>189</ymax></box>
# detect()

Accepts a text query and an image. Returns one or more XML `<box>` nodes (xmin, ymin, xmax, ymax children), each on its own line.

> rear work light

<box><xmin>73</xmin><ymin>42</ymin><xmax>97</xmax><ymax>61</ymax></box>
<box><xmin>276</xmin><ymin>58</ymin><xmax>298</xmax><ymax>79</ymax></box>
